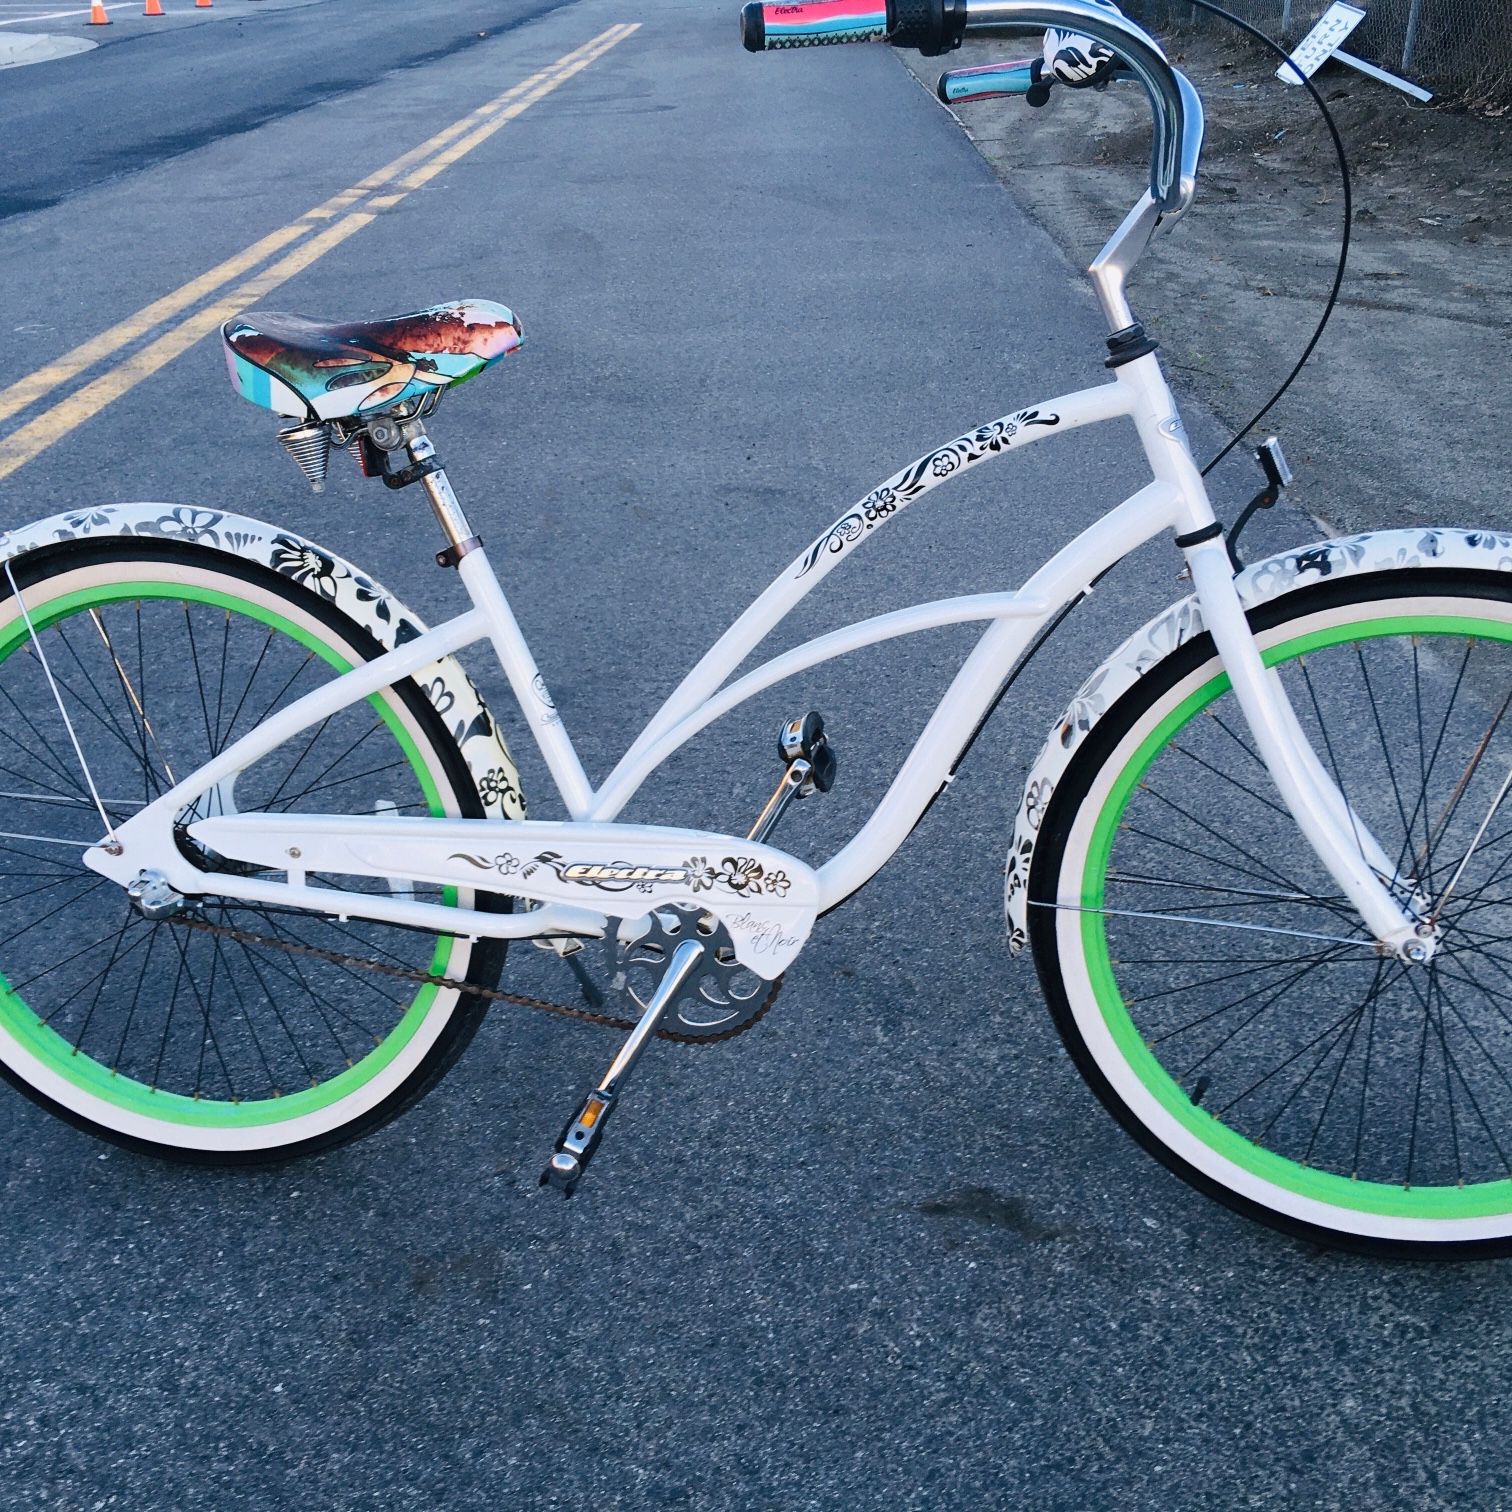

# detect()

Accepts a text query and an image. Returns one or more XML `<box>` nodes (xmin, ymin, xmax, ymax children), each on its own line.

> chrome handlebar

<box><xmin>957</xmin><ymin>0</ymin><xmax>1202</xmax><ymax>216</ymax></box>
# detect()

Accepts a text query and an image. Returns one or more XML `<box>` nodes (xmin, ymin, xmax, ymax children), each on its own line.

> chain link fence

<box><xmin>1133</xmin><ymin>1</ymin><xmax>1512</xmax><ymax>106</ymax></box>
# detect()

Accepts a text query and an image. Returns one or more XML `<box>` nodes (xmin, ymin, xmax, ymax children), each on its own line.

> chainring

<box><xmin>612</xmin><ymin>903</ymin><xmax>775</xmax><ymax>1039</ymax></box>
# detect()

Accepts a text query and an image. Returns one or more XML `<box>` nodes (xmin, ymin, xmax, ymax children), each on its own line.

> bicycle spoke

<box><xmin>275</xmin><ymin>758</ymin><xmax>415</xmax><ymax>810</ymax></box>
<box><xmin>1172</xmin><ymin>945</ymin><xmax>1356</xmax><ymax>1075</ymax></box>
<box><xmin>1121</xmin><ymin>822</ymin><xmax>1328</xmax><ymax>900</ymax></box>
<box><xmin>89</xmin><ymin>605</ymin><xmax>176</xmax><ymax>790</ymax></box>
<box><xmin>217</xmin><ymin>624</ymin><xmax>277</xmax><ymax>752</ymax></box>
<box><xmin>1125</xmin><ymin>950</ymin><xmax>1356</xmax><ymax>1012</ymax></box>
<box><xmin>1136</xmin><ymin>781</ymin><xmax>1322</xmax><ymax>899</ymax></box>
<box><xmin>66</xmin><ymin>920</ymin><xmax>151</xmax><ymax>1050</ymax></box>
<box><xmin>1034</xmin><ymin>899</ymin><xmax>1375</xmax><ymax>948</ymax></box>
<box><xmin>1297</xmin><ymin>656</ymin><xmax>1370</xmax><ymax>865</ymax></box>
<box><xmin>0</xmin><ymin>675</ymin><xmax>90</xmax><ymax>800</ymax></box>
<box><xmin>1167</xmin><ymin>738</ymin><xmax>1292</xmax><ymax>820</ymax></box>
<box><xmin>183</xmin><ymin>601</ymin><xmax>220</xmax><ymax>761</ymax></box>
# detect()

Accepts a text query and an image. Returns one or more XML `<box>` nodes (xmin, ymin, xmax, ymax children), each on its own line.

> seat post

<box><xmin>413</xmin><ymin>436</ymin><xmax>480</xmax><ymax>569</ymax></box>
<box><xmin>367</xmin><ymin>414</ymin><xmax>481</xmax><ymax>570</ymax></box>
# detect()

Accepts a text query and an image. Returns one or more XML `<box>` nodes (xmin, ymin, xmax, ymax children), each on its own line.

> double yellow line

<box><xmin>0</xmin><ymin>23</ymin><xmax>639</xmax><ymax>483</ymax></box>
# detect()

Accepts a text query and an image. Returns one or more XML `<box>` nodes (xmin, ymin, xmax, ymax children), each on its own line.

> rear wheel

<box><xmin>0</xmin><ymin>538</ymin><xmax>507</xmax><ymax>1163</ymax></box>
<box><xmin>1029</xmin><ymin>569</ymin><xmax>1512</xmax><ymax>1255</ymax></box>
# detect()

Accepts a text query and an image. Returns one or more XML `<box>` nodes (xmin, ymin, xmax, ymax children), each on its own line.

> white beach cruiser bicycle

<box><xmin>0</xmin><ymin>0</ymin><xmax>1506</xmax><ymax>1256</ymax></box>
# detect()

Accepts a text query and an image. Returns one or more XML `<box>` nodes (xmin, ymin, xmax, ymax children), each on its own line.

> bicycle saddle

<box><xmin>221</xmin><ymin>299</ymin><xmax>523</xmax><ymax>422</ymax></box>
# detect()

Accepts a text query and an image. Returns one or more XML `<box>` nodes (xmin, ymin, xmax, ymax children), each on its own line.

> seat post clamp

<box><xmin>436</xmin><ymin>535</ymin><xmax>483</xmax><ymax>570</ymax></box>
<box><xmin>381</xmin><ymin>454</ymin><xmax>444</xmax><ymax>491</ymax></box>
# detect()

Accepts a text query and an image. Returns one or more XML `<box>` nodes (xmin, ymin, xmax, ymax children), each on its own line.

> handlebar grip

<box><xmin>740</xmin><ymin>0</ymin><xmax>964</xmax><ymax>53</ymax></box>
<box><xmin>936</xmin><ymin>58</ymin><xmax>1036</xmax><ymax>102</ymax></box>
<box><xmin>740</xmin><ymin>0</ymin><xmax>891</xmax><ymax>51</ymax></box>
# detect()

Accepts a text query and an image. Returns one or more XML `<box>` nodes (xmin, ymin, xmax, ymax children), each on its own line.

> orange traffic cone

<box><xmin>196</xmin><ymin>0</ymin><xmax>211</xmax><ymax>7</ymax></box>
<box><xmin>143</xmin><ymin>0</ymin><xmax>164</xmax><ymax>14</ymax></box>
<box><xmin>87</xmin><ymin>0</ymin><xmax>111</xmax><ymax>21</ymax></box>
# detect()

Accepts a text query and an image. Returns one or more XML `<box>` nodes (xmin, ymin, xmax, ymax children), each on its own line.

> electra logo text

<box><xmin>562</xmin><ymin>863</ymin><xmax>690</xmax><ymax>884</ymax></box>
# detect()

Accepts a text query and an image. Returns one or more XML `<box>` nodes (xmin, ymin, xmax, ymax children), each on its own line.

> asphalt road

<box><xmin>0</xmin><ymin>0</ymin><xmax>575</xmax><ymax>217</ymax></box>
<box><xmin>1</xmin><ymin>0</ymin><xmax>1509</xmax><ymax>1507</ymax></box>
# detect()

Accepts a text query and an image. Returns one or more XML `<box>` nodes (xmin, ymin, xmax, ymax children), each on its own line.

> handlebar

<box><xmin>741</xmin><ymin>0</ymin><xmax>1202</xmax><ymax>217</ymax></box>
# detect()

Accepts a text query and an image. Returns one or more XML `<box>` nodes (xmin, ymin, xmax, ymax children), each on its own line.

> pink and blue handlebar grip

<box><xmin>936</xmin><ymin>58</ymin><xmax>1037</xmax><ymax>102</ymax></box>
<box><xmin>741</xmin><ymin>0</ymin><xmax>963</xmax><ymax>53</ymax></box>
<box><xmin>740</xmin><ymin>0</ymin><xmax>891</xmax><ymax>50</ymax></box>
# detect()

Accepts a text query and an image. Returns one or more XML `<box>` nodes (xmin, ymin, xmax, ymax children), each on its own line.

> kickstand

<box><xmin>563</xmin><ymin>950</ymin><xmax>605</xmax><ymax>1010</ymax></box>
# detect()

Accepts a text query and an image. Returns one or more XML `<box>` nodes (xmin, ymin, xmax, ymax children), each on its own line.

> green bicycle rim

<box><xmin>0</xmin><ymin>578</ymin><xmax>462</xmax><ymax>1129</ymax></box>
<box><xmin>1083</xmin><ymin>612</ymin><xmax>1512</xmax><ymax>1221</ymax></box>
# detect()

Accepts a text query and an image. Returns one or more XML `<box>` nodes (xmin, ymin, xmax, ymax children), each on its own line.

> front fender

<box><xmin>0</xmin><ymin>502</ymin><xmax>525</xmax><ymax>820</ymax></box>
<box><xmin>1004</xmin><ymin>526</ymin><xmax>1512</xmax><ymax>955</ymax></box>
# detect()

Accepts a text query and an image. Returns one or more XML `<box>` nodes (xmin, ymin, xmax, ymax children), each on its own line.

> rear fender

<box><xmin>0</xmin><ymin>502</ymin><xmax>525</xmax><ymax>819</ymax></box>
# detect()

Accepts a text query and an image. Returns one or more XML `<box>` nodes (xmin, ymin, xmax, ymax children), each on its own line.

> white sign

<box><xmin>1276</xmin><ymin>2</ymin><xmax>1367</xmax><ymax>83</ymax></box>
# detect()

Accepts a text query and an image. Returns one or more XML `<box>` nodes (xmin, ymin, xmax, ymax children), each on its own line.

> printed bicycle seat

<box><xmin>222</xmin><ymin>299</ymin><xmax>523</xmax><ymax>422</ymax></box>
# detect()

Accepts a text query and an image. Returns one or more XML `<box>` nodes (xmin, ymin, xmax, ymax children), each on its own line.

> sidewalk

<box><xmin>0</xmin><ymin>30</ymin><xmax>94</xmax><ymax>67</ymax></box>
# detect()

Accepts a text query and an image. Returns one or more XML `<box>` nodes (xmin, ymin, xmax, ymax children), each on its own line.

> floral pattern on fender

<box><xmin>0</xmin><ymin>503</ymin><xmax>526</xmax><ymax>822</ymax></box>
<box><xmin>1003</xmin><ymin>528</ymin><xmax>1512</xmax><ymax>955</ymax></box>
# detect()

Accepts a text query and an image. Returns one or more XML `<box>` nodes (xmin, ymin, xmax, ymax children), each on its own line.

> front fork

<box><xmin>1182</xmin><ymin>536</ymin><xmax>1435</xmax><ymax>962</ymax></box>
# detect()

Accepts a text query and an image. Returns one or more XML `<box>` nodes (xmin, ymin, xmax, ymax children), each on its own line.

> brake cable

<box><xmin>1168</xmin><ymin>0</ymin><xmax>1355</xmax><ymax>478</ymax></box>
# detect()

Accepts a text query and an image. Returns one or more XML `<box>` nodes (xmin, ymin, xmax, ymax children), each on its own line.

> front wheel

<box><xmin>1029</xmin><ymin>568</ymin><xmax>1512</xmax><ymax>1256</ymax></box>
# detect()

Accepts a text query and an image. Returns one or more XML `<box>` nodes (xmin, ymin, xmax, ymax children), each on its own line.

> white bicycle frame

<box><xmin>82</xmin><ymin>191</ymin><xmax>1428</xmax><ymax>962</ymax></box>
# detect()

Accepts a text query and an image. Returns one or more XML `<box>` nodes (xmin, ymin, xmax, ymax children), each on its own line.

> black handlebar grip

<box><xmin>889</xmin><ymin>0</ymin><xmax>966</xmax><ymax>54</ymax></box>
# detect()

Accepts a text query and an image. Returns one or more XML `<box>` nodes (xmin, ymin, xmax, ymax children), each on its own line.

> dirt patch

<box><xmin>903</xmin><ymin>27</ymin><xmax>1512</xmax><ymax>535</ymax></box>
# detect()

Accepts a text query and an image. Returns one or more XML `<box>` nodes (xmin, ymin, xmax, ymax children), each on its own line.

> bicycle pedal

<box><xmin>540</xmin><ymin>1088</ymin><xmax>617</xmax><ymax>1197</ymax></box>
<box><xmin>778</xmin><ymin>711</ymin><xmax>837</xmax><ymax>792</ymax></box>
<box><xmin>537</xmin><ymin>935</ymin><xmax>707</xmax><ymax>1197</ymax></box>
<box><xmin>749</xmin><ymin>711</ymin><xmax>837</xmax><ymax>843</ymax></box>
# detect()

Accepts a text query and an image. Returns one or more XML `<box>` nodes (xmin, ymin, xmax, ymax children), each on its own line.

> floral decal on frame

<box><xmin>796</xmin><ymin>409</ymin><xmax>1061</xmax><ymax>579</ymax></box>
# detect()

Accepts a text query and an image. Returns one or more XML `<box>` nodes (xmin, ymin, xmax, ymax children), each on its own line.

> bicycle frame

<box><xmin>82</xmin><ymin>328</ymin><xmax>1428</xmax><ymax>961</ymax></box>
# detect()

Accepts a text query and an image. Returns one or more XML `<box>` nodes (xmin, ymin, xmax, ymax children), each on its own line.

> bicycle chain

<box><xmin>165</xmin><ymin>912</ymin><xmax>782</xmax><ymax>1045</ymax></box>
